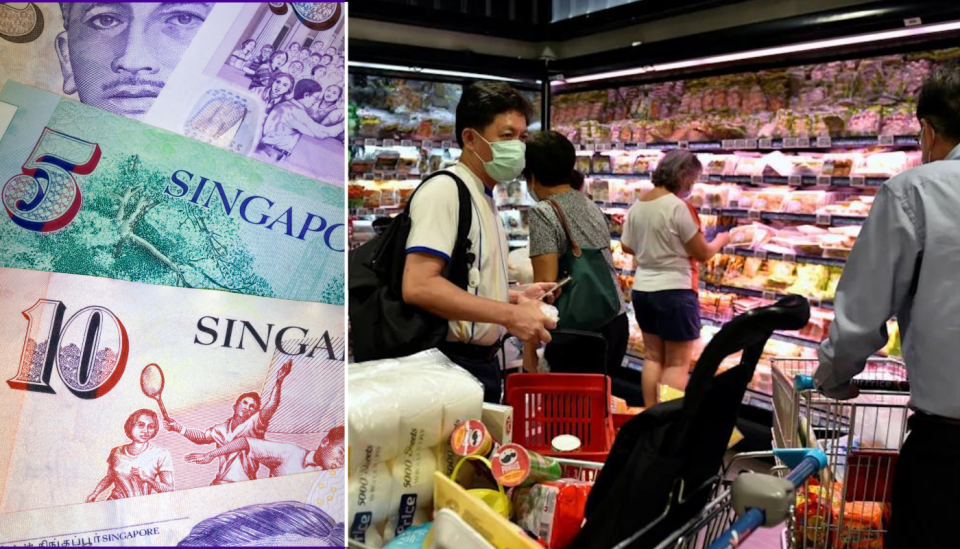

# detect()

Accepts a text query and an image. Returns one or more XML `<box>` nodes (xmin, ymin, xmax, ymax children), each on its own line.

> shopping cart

<box><xmin>770</xmin><ymin>358</ymin><xmax>910</xmax><ymax>549</ymax></box>
<box><xmin>607</xmin><ymin>449</ymin><xmax>828</xmax><ymax>549</ymax></box>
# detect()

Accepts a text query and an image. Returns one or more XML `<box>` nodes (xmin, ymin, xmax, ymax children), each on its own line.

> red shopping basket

<box><xmin>505</xmin><ymin>374</ymin><xmax>615</xmax><ymax>462</ymax></box>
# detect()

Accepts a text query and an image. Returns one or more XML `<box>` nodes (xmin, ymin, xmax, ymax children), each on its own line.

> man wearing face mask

<box><xmin>402</xmin><ymin>82</ymin><xmax>557</xmax><ymax>403</ymax></box>
<box><xmin>814</xmin><ymin>64</ymin><xmax>960</xmax><ymax>549</ymax></box>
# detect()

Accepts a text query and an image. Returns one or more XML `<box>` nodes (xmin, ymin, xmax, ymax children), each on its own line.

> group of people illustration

<box><xmin>87</xmin><ymin>360</ymin><xmax>344</xmax><ymax>502</ymax></box>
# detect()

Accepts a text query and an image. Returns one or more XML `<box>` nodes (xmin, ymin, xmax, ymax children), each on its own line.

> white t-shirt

<box><xmin>247</xmin><ymin>438</ymin><xmax>318</xmax><ymax>477</ymax></box>
<box><xmin>205</xmin><ymin>411</ymin><xmax>267</xmax><ymax>484</ymax></box>
<box><xmin>621</xmin><ymin>193</ymin><xmax>702</xmax><ymax>292</ymax></box>
<box><xmin>106</xmin><ymin>443</ymin><xmax>174</xmax><ymax>499</ymax></box>
<box><xmin>405</xmin><ymin>163</ymin><xmax>510</xmax><ymax>346</ymax></box>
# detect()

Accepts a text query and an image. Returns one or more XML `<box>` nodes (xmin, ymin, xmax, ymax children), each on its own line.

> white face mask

<box><xmin>472</xmin><ymin>133</ymin><xmax>526</xmax><ymax>183</ymax></box>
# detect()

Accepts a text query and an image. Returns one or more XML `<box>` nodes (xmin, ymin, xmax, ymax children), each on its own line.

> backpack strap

<box><xmin>408</xmin><ymin>170</ymin><xmax>475</xmax><ymax>287</ymax></box>
<box><xmin>547</xmin><ymin>198</ymin><xmax>582</xmax><ymax>258</ymax></box>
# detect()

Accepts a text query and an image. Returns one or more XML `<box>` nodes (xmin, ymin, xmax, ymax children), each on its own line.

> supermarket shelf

<box><xmin>575</xmin><ymin>135</ymin><xmax>918</xmax><ymax>153</ymax></box>
<box><xmin>589</xmin><ymin>172</ymin><xmax>887</xmax><ymax>189</ymax></box>
<box><xmin>700</xmin><ymin>316</ymin><xmax>821</xmax><ymax>350</ymax></box>
<box><xmin>720</xmin><ymin>246</ymin><xmax>846</xmax><ymax>267</ymax></box>
<box><xmin>350</xmin><ymin>206</ymin><xmax>403</xmax><ymax>216</ymax></box>
<box><xmin>595</xmin><ymin>200</ymin><xmax>633</xmax><ymax>210</ymax></box>
<box><xmin>352</xmin><ymin>138</ymin><xmax>459</xmax><ymax>150</ymax></box>
<box><xmin>701</xmin><ymin>282</ymin><xmax>834</xmax><ymax>310</ymax></box>
<box><xmin>696</xmin><ymin>207</ymin><xmax>865</xmax><ymax>227</ymax></box>
<box><xmin>350</xmin><ymin>174</ymin><xmax>423</xmax><ymax>181</ymax></box>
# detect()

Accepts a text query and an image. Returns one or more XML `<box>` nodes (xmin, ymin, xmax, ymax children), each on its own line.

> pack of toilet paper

<box><xmin>348</xmin><ymin>350</ymin><xmax>485</xmax><ymax>547</ymax></box>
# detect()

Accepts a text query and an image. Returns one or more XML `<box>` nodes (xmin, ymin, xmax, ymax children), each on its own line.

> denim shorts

<box><xmin>631</xmin><ymin>289</ymin><xmax>701</xmax><ymax>342</ymax></box>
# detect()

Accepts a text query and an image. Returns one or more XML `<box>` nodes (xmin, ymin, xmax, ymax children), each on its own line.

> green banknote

<box><xmin>0</xmin><ymin>81</ymin><xmax>344</xmax><ymax>305</ymax></box>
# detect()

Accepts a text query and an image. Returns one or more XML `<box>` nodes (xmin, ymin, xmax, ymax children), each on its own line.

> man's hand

<box><xmin>517</xmin><ymin>282</ymin><xmax>561</xmax><ymax>305</ymax></box>
<box><xmin>184</xmin><ymin>452</ymin><xmax>214</xmax><ymax>465</ymax></box>
<box><xmin>506</xmin><ymin>301</ymin><xmax>556</xmax><ymax>344</ymax></box>
<box><xmin>164</xmin><ymin>418</ymin><xmax>182</xmax><ymax>433</ymax></box>
<box><xmin>277</xmin><ymin>360</ymin><xmax>292</xmax><ymax>383</ymax></box>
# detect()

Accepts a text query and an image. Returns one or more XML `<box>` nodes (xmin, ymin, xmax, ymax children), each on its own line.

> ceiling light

<box><xmin>348</xmin><ymin>61</ymin><xmax>529</xmax><ymax>83</ymax></box>
<box><xmin>555</xmin><ymin>19</ymin><xmax>960</xmax><ymax>86</ymax></box>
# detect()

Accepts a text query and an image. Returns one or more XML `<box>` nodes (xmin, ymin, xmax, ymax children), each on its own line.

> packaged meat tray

<box><xmin>821</xmin><ymin>154</ymin><xmax>860</xmax><ymax>177</ymax></box>
<box><xmin>632</xmin><ymin>151</ymin><xmax>662</xmax><ymax>174</ymax></box>
<box><xmin>781</xmin><ymin>191</ymin><xmax>837</xmax><ymax>215</ymax></box>
<box><xmin>728</xmin><ymin>223</ymin><xmax>775</xmax><ymax>248</ymax></box>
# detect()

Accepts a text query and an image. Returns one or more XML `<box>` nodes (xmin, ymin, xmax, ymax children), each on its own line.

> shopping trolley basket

<box><xmin>569</xmin><ymin>295</ymin><xmax>811</xmax><ymax>549</ymax></box>
<box><xmin>771</xmin><ymin>358</ymin><xmax>910</xmax><ymax>549</ymax></box>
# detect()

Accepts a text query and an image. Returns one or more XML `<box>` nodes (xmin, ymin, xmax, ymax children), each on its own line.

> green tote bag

<box><xmin>547</xmin><ymin>199</ymin><xmax>622</xmax><ymax>331</ymax></box>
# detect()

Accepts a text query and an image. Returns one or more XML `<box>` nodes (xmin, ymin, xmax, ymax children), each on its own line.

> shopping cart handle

<box><xmin>794</xmin><ymin>374</ymin><xmax>910</xmax><ymax>393</ymax></box>
<box><xmin>705</xmin><ymin>450</ymin><xmax>827</xmax><ymax>549</ymax></box>
<box><xmin>794</xmin><ymin>374</ymin><xmax>816</xmax><ymax>391</ymax></box>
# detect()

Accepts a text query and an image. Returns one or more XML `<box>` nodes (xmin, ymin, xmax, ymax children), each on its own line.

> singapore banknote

<box><xmin>0</xmin><ymin>2</ymin><xmax>346</xmax><ymax>187</ymax></box>
<box><xmin>0</xmin><ymin>81</ymin><xmax>344</xmax><ymax>305</ymax></box>
<box><xmin>0</xmin><ymin>266</ymin><xmax>345</xmax><ymax>545</ymax></box>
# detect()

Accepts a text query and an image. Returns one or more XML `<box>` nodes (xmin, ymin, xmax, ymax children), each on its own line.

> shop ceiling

<box><xmin>349</xmin><ymin>0</ymin><xmax>960</xmax><ymax>88</ymax></box>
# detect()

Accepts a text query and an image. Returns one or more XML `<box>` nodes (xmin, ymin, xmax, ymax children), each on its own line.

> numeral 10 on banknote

<box><xmin>7</xmin><ymin>299</ymin><xmax>129</xmax><ymax>399</ymax></box>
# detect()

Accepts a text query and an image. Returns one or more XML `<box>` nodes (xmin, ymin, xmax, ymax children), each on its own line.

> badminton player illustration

<box><xmin>157</xmin><ymin>360</ymin><xmax>294</xmax><ymax>485</ymax></box>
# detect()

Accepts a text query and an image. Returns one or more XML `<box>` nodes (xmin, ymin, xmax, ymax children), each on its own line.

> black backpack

<box><xmin>349</xmin><ymin>170</ymin><xmax>474</xmax><ymax>362</ymax></box>
<box><xmin>567</xmin><ymin>295</ymin><xmax>810</xmax><ymax>549</ymax></box>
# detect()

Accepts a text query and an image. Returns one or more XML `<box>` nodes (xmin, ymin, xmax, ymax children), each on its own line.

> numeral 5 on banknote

<box><xmin>2</xmin><ymin>127</ymin><xmax>100</xmax><ymax>232</ymax></box>
<box><xmin>7</xmin><ymin>299</ymin><xmax>128</xmax><ymax>399</ymax></box>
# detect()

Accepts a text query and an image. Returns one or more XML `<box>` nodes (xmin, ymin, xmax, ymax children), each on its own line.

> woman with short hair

<box><xmin>621</xmin><ymin>149</ymin><xmax>730</xmax><ymax>405</ymax></box>
<box><xmin>524</xmin><ymin>131</ymin><xmax>636</xmax><ymax>401</ymax></box>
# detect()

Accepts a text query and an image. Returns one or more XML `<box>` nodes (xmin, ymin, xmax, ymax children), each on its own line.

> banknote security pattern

<box><xmin>165</xmin><ymin>169</ymin><xmax>342</xmax><ymax>249</ymax></box>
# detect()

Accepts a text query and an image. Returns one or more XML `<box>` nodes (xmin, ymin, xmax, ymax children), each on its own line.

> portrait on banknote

<box><xmin>54</xmin><ymin>3</ymin><xmax>214</xmax><ymax>119</ymax></box>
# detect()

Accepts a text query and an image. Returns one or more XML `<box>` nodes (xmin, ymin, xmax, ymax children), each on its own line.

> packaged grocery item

<box><xmin>728</xmin><ymin>223</ymin><xmax>775</xmax><ymax>248</ymax></box>
<box><xmin>766</xmin><ymin>261</ymin><xmax>798</xmax><ymax>289</ymax></box>
<box><xmin>632</xmin><ymin>151</ymin><xmax>661</xmax><ymax>174</ymax></box>
<box><xmin>781</xmin><ymin>191</ymin><xmax>834</xmax><ymax>215</ymax></box>
<box><xmin>794</xmin><ymin>483</ymin><xmax>841</xmax><ymax>548</ymax></box>
<box><xmin>592</xmin><ymin>153</ymin><xmax>612</xmax><ymax>174</ymax></box>
<box><xmin>364</xmin><ymin>188</ymin><xmax>383</xmax><ymax>208</ymax></box>
<box><xmin>575</xmin><ymin>154</ymin><xmax>592</xmax><ymax>174</ymax></box>
<box><xmin>753</xmin><ymin>188</ymin><xmax>790</xmax><ymax>211</ymax></box>
<box><xmin>822</xmin><ymin>154</ymin><xmax>860</xmax><ymax>177</ymax></box>
<box><xmin>831</xmin><ymin>501</ymin><xmax>884</xmax><ymax>549</ymax></box>
<box><xmin>490</xmin><ymin>444</ymin><xmax>563</xmax><ymax>487</ymax></box>
<box><xmin>513</xmin><ymin>480</ymin><xmax>593</xmax><ymax>549</ymax></box>
<box><xmin>451</xmin><ymin>420</ymin><xmax>494</xmax><ymax>458</ymax></box>
<box><xmin>611</xmin><ymin>152</ymin><xmax>635</xmax><ymax>174</ymax></box>
<box><xmin>855</xmin><ymin>151</ymin><xmax>907</xmax><ymax>178</ymax></box>
<box><xmin>483</xmin><ymin>403</ymin><xmax>514</xmax><ymax>445</ymax></box>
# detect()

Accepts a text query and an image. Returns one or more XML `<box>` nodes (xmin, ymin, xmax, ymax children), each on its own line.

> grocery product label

<box><xmin>451</xmin><ymin>419</ymin><xmax>493</xmax><ymax>457</ymax></box>
<box><xmin>350</xmin><ymin>511</ymin><xmax>374</xmax><ymax>542</ymax></box>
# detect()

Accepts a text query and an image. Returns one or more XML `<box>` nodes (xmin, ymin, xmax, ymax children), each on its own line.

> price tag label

<box><xmin>817</xmin><ymin>136</ymin><xmax>832</xmax><ymax>148</ymax></box>
<box><xmin>612</xmin><ymin>142</ymin><xmax>622</xmax><ymax>150</ymax></box>
<box><xmin>734</xmin><ymin>139</ymin><xmax>747</xmax><ymax>149</ymax></box>
<box><xmin>751</xmin><ymin>175</ymin><xmax>764</xmax><ymax>185</ymax></box>
<box><xmin>816</xmin><ymin>213</ymin><xmax>832</xmax><ymax>226</ymax></box>
<box><xmin>762</xmin><ymin>291</ymin><xmax>777</xmax><ymax>302</ymax></box>
<box><xmin>851</xmin><ymin>176</ymin><xmax>867</xmax><ymax>188</ymax></box>
<box><xmin>421</xmin><ymin>140</ymin><xmax>434</xmax><ymax>149</ymax></box>
<box><xmin>788</xmin><ymin>175</ymin><xmax>802</xmax><ymax>186</ymax></box>
<box><xmin>699</xmin><ymin>281</ymin><xmax>707</xmax><ymax>291</ymax></box>
<box><xmin>363</xmin><ymin>173</ymin><xmax>376</xmax><ymax>180</ymax></box>
<box><xmin>441</xmin><ymin>140</ymin><xmax>453</xmax><ymax>149</ymax></box>
<box><xmin>809</xmin><ymin>297</ymin><xmax>822</xmax><ymax>308</ymax></box>
<box><xmin>382</xmin><ymin>139</ymin><xmax>396</xmax><ymax>147</ymax></box>
<box><xmin>678</xmin><ymin>141</ymin><xmax>689</xmax><ymax>149</ymax></box>
<box><xmin>723</xmin><ymin>246</ymin><xmax>735</xmax><ymax>255</ymax></box>
<box><xmin>817</xmin><ymin>176</ymin><xmax>832</xmax><ymax>186</ymax></box>
<box><xmin>722</xmin><ymin>140</ymin><xmax>734</xmax><ymax>150</ymax></box>
<box><xmin>748</xmin><ymin>209</ymin><xmax>762</xmax><ymax>220</ymax></box>
<box><xmin>758</xmin><ymin>138</ymin><xmax>773</xmax><ymax>149</ymax></box>
<box><xmin>583</xmin><ymin>143</ymin><xmax>595</xmax><ymax>151</ymax></box>
<box><xmin>878</xmin><ymin>135</ymin><xmax>895</xmax><ymax>146</ymax></box>
<box><xmin>364</xmin><ymin>138</ymin><xmax>378</xmax><ymax>147</ymax></box>
<box><xmin>756</xmin><ymin>250</ymin><xmax>769</xmax><ymax>260</ymax></box>
<box><xmin>700</xmin><ymin>207</ymin><xmax>714</xmax><ymax>216</ymax></box>
<box><xmin>400</xmin><ymin>139</ymin><xmax>413</xmax><ymax>147</ymax></box>
<box><xmin>783</xmin><ymin>252</ymin><xmax>797</xmax><ymax>263</ymax></box>
<box><xmin>598</xmin><ymin>143</ymin><xmax>611</xmax><ymax>151</ymax></box>
<box><xmin>743</xmin><ymin>138</ymin><xmax>758</xmax><ymax>149</ymax></box>
<box><xmin>637</xmin><ymin>142</ymin><xmax>647</xmax><ymax>150</ymax></box>
<box><xmin>783</xmin><ymin>138</ymin><xmax>798</xmax><ymax>148</ymax></box>
<box><xmin>797</xmin><ymin>137</ymin><xmax>811</xmax><ymax>148</ymax></box>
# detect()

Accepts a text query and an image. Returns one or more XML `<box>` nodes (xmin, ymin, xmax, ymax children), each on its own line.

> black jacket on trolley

<box><xmin>568</xmin><ymin>296</ymin><xmax>810</xmax><ymax>549</ymax></box>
